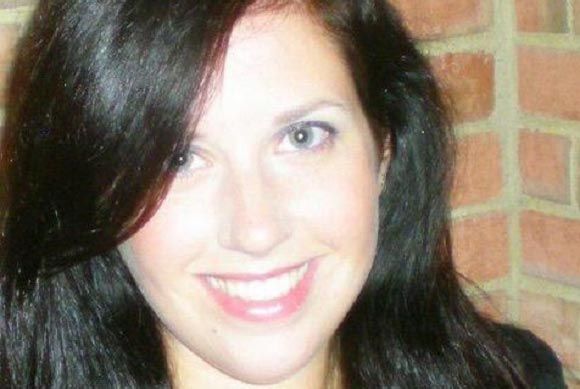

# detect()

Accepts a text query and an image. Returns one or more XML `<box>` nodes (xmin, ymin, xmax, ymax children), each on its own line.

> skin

<box><xmin>121</xmin><ymin>8</ymin><xmax>387</xmax><ymax>389</ymax></box>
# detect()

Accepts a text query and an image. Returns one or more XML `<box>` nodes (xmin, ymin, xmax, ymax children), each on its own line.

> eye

<box><xmin>171</xmin><ymin>148</ymin><xmax>209</xmax><ymax>176</ymax></box>
<box><xmin>278</xmin><ymin>121</ymin><xmax>336</xmax><ymax>153</ymax></box>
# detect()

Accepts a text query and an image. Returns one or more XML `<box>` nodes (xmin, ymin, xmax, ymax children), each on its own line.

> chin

<box><xmin>210</xmin><ymin>336</ymin><xmax>323</xmax><ymax>386</ymax></box>
<box><xmin>225</xmin><ymin>365</ymin><xmax>299</xmax><ymax>386</ymax></box>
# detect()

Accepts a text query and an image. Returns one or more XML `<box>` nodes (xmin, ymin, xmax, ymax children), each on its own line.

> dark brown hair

<box><xmin>1</xmin><ymin>1</ymin><xmax>527</xmax><ymax>387</ymax></box>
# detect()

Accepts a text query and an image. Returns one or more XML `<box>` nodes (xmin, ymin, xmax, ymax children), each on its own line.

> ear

<box><xmin>378</xmin><ymin>142</ymin><xmax>390</xmax><ymax>191</ymax></box>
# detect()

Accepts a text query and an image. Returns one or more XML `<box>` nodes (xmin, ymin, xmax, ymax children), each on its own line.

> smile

<box><xmin>200</xmin><ymin>260</ymin><xmax>317</xmax><ymax>322</ymax></box>
<box><xmin>206</xmin><ymin>262</ymin><xmax>308</xmax><ymax>302</ymax></box>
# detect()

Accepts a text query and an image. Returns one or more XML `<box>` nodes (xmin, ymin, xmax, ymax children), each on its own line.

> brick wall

<box><xmin>1</xmin><ymin>0</ymin><xmax>579</xmax><ymax>386</ymax></box>
<box><xmin>391</xmin><ymin>0</ymin><xmax>580</xmax><ymax>385</ymax></box>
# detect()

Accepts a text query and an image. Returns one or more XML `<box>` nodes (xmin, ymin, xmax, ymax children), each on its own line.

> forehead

<box><xmin>194</xmin><ymin>9</ymin><xmax>361</xmax><ymax>138</ymax></box>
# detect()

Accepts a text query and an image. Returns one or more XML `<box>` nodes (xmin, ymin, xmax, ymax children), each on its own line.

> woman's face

<box><xmin>122</xmin><ymin>9</ymin><xmax>384</xmax><ymax>387</ymax></box>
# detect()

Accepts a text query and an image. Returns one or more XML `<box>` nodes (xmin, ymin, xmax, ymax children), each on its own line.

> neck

<box><xmin>323</xmin><ymin>337</ymin><xmax>342</xmax><ymax>389</ymax></box>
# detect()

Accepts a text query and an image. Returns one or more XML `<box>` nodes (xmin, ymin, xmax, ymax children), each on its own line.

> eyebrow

<box><xmin>272</xmin><ymin>99</ymin><xmax>350</xmax><ymax>127</ymax></box>
<box><xmin>191</xmin><ymin>99</ymin><xmax>351</xmax><ymax>142</ymax></box>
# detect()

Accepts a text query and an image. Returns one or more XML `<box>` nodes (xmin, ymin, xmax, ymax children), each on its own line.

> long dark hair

<box><xmin>1</xmin><ymin>0</ymin><xmax>528</xmax><ymax>387</ymax></box>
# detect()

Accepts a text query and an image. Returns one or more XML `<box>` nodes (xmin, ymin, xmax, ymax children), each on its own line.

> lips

<box><xmin>200</xmin><ymin>259</ymin><xmax>318</xmax><ymax>322</ymax></box>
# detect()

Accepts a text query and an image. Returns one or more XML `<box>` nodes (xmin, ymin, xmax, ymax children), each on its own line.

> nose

<box><xmin>217</xmin><ymin>165</ymin><xmax>289</xmax><ymax>257</ymax></box>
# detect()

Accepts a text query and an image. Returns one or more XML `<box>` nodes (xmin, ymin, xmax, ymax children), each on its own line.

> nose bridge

<box><xmin>218</xmin><ymin>159</ymin><xmax>288</xmax><ymax>257</ymax></box>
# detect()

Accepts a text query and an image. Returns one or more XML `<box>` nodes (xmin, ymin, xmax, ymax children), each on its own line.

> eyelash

<box><xmin>171</xmin><ymin>147</ymin><xmax>208</xmax><ymax>177</ymax></box>
<box><xmin>277</xmin><ymin>121</ymin><xmax>337</xmax><ymax>153</ymax></box>
<box><xmin>172</xmin><ymin>121</ymin><xmax>337</xmax><ymax>177</ymax></box>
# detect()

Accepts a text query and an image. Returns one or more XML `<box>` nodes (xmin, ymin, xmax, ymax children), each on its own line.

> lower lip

<box><xmin>201</xmin><ymin>260</ymin><xmax>318</xmax><ymax>323</ymax></box>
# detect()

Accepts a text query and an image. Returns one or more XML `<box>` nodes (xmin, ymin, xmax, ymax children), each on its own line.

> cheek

<box><xmin>287</xmin><ymin>155</ymin><xmax>380</xmax><ymax>256</ymax></box>
<box><xmin>125</xmin><ymin>195</ymin><xmax>213</xmax><ymax>278</ymax></box>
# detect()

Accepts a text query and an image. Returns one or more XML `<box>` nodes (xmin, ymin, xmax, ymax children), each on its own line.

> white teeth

<box><xmin>206</xmin><ymin>263</ymin><xmax>309</xmax><ymax>302</ymax></box>
<box><xmin>208</xmin><ymin>277</ymin><xmax>219</xmax><ymax>289</ymax></box>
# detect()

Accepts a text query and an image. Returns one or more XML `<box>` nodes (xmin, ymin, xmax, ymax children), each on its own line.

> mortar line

<box><xmin>518</xmin><ymin>34</ymin><xmax>580</xmax><ymax>49</ymax></box>
<box><xmin>466</xmin><ymin>277</ymin><xmax>508</xmax><ymax>294</ymax></box>
<box><xmin>521</xmin><ymin>116</ymin><xmax>580</xmax><ymax>136</ymax></box>
<box><xmin>520</xmin><ymin>275</ymin><xmax>580</xmax><ymax>303</ymax></box>
<box><xmin>522</xmin><ymin>196</ymin><xmax>580</xmax><ymax>218</ymax></box>
<box><xmin>454</xmin><ymin>120</ymin><xmax>495</xmax><ymax>137</ymax></box>
<box><xmin>451</xmin><ymin>200</ymin><xmax>507</xmax><ymax>220</ymax></box>
<box><xmin>0</xmin><ymin>6</ymin><xmax>33</xmax><ymax>24</ymax></box>
<box><xmin>571</xmin><ymin>137</ymin><xmax>579</xmax><ymax>209</ymax></box>
<box><xmin>567</xmin><ymin>0</ymin><xmax>575</xmax><ymax>34</ymax></box>
<box><xmin>493</xmin><ymin>0</ymin><xmax>521</xmax><ymax>323</ymax></box>
<box><xmin>419</xmin><ymin>33</ymin><xmax>496</xmax><ymax>55</ymax></box>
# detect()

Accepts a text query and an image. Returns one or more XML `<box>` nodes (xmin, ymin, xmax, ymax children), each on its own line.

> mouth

<box><xmin>206</xmin><ymin>262</ymin><xmax>308</xmax><ymax>301</ymax></box>
<box><xmin>200</xmin><ymin>259</ymin><xmax>317</xmax><ymax>322</ymax></box>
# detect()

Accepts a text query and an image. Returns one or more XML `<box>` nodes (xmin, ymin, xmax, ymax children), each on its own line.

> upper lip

<box><xmin>199</xmin><ymin>258</ymin><xmax>312</xmax><ymax>282</ymax></box>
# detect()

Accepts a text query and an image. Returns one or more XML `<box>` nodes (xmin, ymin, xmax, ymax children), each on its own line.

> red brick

<box><xmin>451</xmin><ymin>214</ymin><xmax>509</xmax><ymax>283</ymax></box>
<box><xmin>519</xmin><ymin>131</ymin><xmax>571</xmax><ymax>203</ymax></box>
<box><xmin>519</xmin><ymin>47</ymin><xmax>580</xmax><ymax>121</ymax></box>
<box><xmin>519</xmin><ymin>292</ymin><xmax>580</xmax><ymax>370</ymax></box>
<box><xmin>521</xmin><ymin>211</ymin><xmax>580</xmax><ymax>285</ymax></box>
<box><xmin>431</xmin><ymin>53</ymin><xmax>494</xmax><ymax>123</ymax></box>
<box><xmin>452</xmin><ymin>132</ymin><xmax>503</xmax><ymax>207</ymax></box>
<box><xmin>515</xmin><ymin>0</ymin><xmax>568</xmax><ymax>33</ymax></box>
<box><xmin>390</xmin><ymin>0</ymin><xmax>491</xmax><ymax>39</ymax></box>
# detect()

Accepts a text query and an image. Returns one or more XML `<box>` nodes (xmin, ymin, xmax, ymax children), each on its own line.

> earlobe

<box><xmin>378</xmin><ymin>162</ymin><xmax>387</xmax><ymax>191</ymax></box>
<box><xmin>378</xmin><ymin>143</ymin><xmax>390</xmax><ymax>191</ymax></box>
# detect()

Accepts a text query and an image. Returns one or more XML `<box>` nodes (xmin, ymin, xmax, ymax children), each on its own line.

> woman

<box><xmin>0</xmin><ymin>0</ymin><xmax>565</xmax><ymax>388</ymax></box>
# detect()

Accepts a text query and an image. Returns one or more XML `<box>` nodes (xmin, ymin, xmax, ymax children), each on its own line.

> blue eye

<box><xmin>278</xmin><ymin>121</ymin><xmax>336</xmax><ymax>152</ymax></box>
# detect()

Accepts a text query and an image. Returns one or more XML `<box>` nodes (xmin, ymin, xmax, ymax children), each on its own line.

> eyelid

<box><xmin>173</xmin><ymin>120</ymin><xmax>337</xmax><ymax>177</ymax></box>
<box><xmin>276</xmin><ymin>120</ymin><xmax>337</xmax><ymax>153</ymax></box>
<box><xmin>174</xmin><ymin>146</ymin><xmax>211</xmax><ymax>178</ymax></box>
